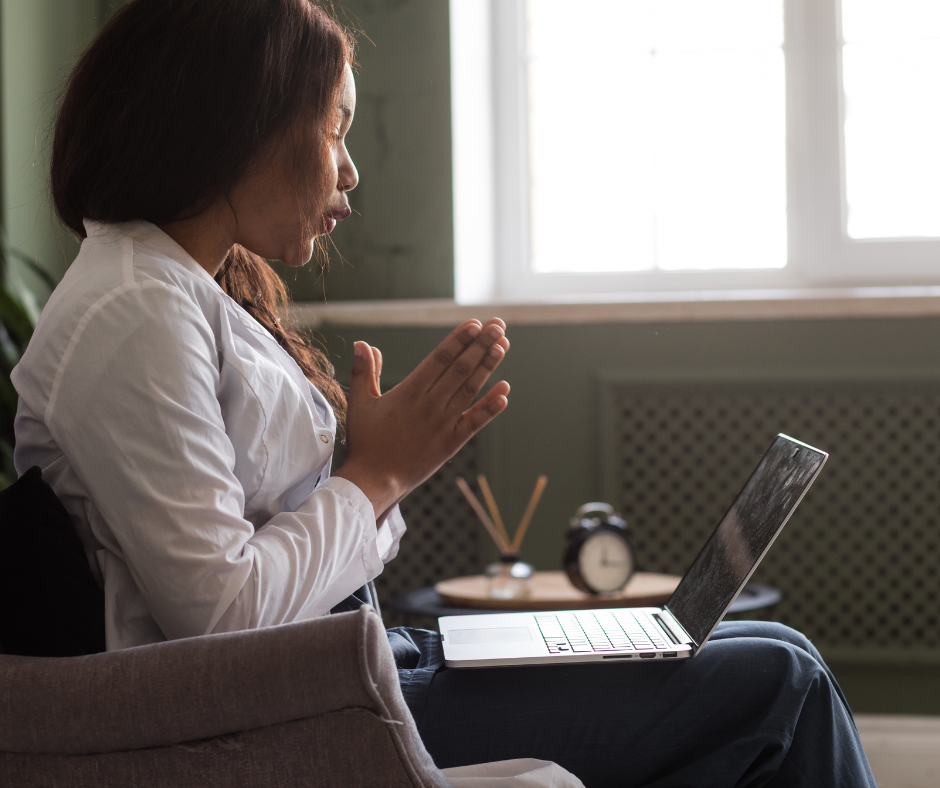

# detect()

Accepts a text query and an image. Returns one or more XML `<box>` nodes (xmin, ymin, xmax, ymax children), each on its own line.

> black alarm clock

<box><xmin>563</xmin><ymin>503</ymin><xmax>635</xmax><ymax>594</ymax></box>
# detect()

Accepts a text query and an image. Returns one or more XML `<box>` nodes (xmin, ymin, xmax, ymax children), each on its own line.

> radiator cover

<box><xmin>600</xmin><ymin>371</ymin><xmax>940</xmax><ymax>661</ymax></box>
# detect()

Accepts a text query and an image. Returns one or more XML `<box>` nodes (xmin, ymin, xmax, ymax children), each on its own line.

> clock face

<box><xmin>578</xmin><ymin>531</ymin><xmax>634</xmax><ymax>593</ymax></box>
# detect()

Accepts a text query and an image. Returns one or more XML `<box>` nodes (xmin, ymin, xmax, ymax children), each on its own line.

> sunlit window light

<box><xmin>842</xmin><ymin>0</ymin><xmax>940</xmax><ymax>240</ymax></box>
<box><xmin>526</xmin><ymin>0</ymin><xmax>787</xmax><ymax>274</ymax></box>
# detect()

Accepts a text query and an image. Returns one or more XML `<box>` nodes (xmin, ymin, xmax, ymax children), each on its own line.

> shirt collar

<box><xmin>82</xmin><ymin>219</ymin><xmax>221</xmax><ymax>290</ymax></box>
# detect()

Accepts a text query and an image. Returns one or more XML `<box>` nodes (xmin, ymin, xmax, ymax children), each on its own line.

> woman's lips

<box><xmin>323</xmin><ymin>206</ymin><xmax>350</xmax><ymax>234</ymax></box>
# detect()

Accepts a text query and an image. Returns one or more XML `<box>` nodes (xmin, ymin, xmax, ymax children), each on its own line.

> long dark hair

<box><xmin>51</xmin><ymin>0</ymin><xmax>351</xmax><ymax>431</ymax></box>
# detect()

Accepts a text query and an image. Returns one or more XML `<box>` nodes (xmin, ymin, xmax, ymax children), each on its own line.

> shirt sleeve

<box><xmin>46</xmin><ymin>281</ymin><xmax>383</xmax><ymax>640</ymax></box>
<box><xmin>378</xmin><ymin>505</ymin><xmax>407</xmax><ymax>563</ymax></box>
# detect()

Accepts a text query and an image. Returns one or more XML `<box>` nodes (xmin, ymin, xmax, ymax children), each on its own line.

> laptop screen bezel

<box><xmin>664</xmin><ymin>434</ymin><xmax>828</xmax><ymax>652</ymax></box>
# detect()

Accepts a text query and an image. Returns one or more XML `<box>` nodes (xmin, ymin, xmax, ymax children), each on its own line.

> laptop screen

<box><xmin>665</xmin><ymin>435</ymin><xmax>827</xmax><ymax>648</ymax></box>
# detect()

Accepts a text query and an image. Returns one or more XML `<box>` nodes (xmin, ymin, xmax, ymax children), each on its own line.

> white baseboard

<box><xmin>855</xmin><ymin>715</ymin><xmax>940</xmax><ymax>788</ymax></box>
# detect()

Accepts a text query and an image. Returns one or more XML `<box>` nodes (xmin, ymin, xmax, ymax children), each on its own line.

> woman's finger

<box><xmin>371</xmin><ymin>345</ymin><xmax>383</xmax><ymax>396</ymax></box>
<box><xmin>453</xmin><ymin>381</ymin><xmax>510</xmax><ymax>446</ymax></box>
<box><xmin>446</xmin><ymin>336</ymin><xmax>507</xmax><ymax>412</ymax></box>
<box><xmin>431</xmin><ymin>320</ymin><xmax>506</xmax><ymax>404</ymax></box>
<box><xmin>407</xmin><ymin>319</ymin><xmax>493</xmax><ymax>392</ymax></box>
<box><xmin>348</xmin><ymin>341</ymin><xmax>378</xmax><ymax>405</ymax></box>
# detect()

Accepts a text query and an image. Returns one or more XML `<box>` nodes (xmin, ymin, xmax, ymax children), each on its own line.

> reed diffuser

<box><xmin>456</xmin><ymin>474</ymin><xmax>547</xmax><ymax>599</ymax></box>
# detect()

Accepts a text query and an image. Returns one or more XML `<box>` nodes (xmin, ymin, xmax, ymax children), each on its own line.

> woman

<box><xmin>12</xmin><ymin>1</ymin><xmax>875</xmax><ymax>785</ymax></box>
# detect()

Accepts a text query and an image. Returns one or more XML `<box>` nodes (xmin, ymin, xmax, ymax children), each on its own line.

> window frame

<box><xmin>450</xmin><ymin>0</ymin><xmax>940</xmax><ymax>304</ymax></box>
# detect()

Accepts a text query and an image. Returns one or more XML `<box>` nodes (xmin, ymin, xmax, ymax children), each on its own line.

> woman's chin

<box><xmin>281</xmin><ymin>241</ymin><xmax>316</xmax><ymax>267</ymax></box>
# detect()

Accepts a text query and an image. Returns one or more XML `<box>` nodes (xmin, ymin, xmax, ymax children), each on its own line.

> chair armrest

<box><xmin>0</xmin><ymin>607</ymin><xmax>421</xmax><ymax>757</ymax></box>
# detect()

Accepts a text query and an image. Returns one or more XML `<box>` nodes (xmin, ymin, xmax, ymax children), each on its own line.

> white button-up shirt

<box><xmin>12</xmin><ymin>220</ymin><xmax>404</xmax><ymax>650</ymax></box>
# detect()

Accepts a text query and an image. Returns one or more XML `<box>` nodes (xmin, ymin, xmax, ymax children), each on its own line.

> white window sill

<box><xmin>290</xmin><ymin>287</ymin><xmax>940</xmax><ymax>328</ymax></box>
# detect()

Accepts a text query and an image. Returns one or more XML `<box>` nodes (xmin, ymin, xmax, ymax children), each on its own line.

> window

<box><xmin>842</xmin><ymin>2</ymin><xmax>940</xmax><ymax>239</ymax></box>
<box><xmin>450</xmin><ymin>0</ymin><xmax>940</xmax><ymax>303</ymax></box>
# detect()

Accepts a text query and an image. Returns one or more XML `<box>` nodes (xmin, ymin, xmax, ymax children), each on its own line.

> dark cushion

<box><xmin>0</xmin><ymin>466</ymin><xmax>105</xmax><ymax>656</ymax></box>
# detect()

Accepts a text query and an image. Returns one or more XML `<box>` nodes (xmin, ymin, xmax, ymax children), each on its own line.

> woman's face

<box><xmin>323</xmin><ymin>63</ymin><xmax>359</xmax><ymax>238</ymax></box>
<box><xmin>228</xmin><ymin>64</ymin><xmax>359</xmax><ymax>267</ymax></box>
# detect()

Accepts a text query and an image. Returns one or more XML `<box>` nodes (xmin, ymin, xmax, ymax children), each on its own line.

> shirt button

<box><xmin>319</xmin><ymin>434</ymin><xmax>330</xmax><ymax>444</ymax></box>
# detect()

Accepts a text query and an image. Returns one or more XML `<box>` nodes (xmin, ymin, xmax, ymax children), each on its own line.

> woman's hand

<box><xmin>334</xmin><ymin>318</ymin><xmax>510</xmax><ymax>520</ymax></box>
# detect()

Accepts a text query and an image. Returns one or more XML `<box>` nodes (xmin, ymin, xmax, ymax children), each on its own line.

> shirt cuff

<box><xmin>379</xmin><ymin>505</ymin><xmax>407</xmax><ymax>563</ymax></box>
<box><xmin>316</xmin><ymin>475</ymin><xmax>383</xmax><ymax>580</ymax></box>
<box><xmin>376</xmin><ymin>520</ymin><xmax>393</xmax><ymax>560</ymax></box>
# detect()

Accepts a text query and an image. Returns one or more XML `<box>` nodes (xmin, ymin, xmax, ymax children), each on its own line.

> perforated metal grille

<box><xmin>605</xmin><ymin>378</ymin><xmax>940</xmax><ymax>653</ymax></box>
<box><xmin>374</xmin><ymin>440</ymin><xmax>481</xmax><ymax>627</ymax></box>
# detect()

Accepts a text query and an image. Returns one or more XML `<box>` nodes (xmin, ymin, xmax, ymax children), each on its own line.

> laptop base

<box><xmin>440</xmin><ymin>608</ymin><xmax>694</xmax><ymax>668</ymax></box>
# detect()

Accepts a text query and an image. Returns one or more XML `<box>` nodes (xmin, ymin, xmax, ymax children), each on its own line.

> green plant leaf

<box><xmin>0</xmin><ymin>320</ymin><xmax>20</xmax><ymax>369</ymax></box>
<box><xmin>0</xmin><ymin>280</ymin><xmax>34</xmax><ymax>350</ymax></box>
<box><xmin>0</xmin><ymin>433</ymin><xmax>15</xmax><ymax>490</ymax></box>
<box><xmin>1</xmin><ymin>245</ymin><xmax>56</xmax><ymax>488</ymax></box>
<box><xmin>5</xmin><ymin>246</ymin><xmax>57</xmax><ymax>292</ymax></box>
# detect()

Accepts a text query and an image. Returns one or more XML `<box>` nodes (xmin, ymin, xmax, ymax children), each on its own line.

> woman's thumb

<box><xmin>349</xmin><ymin>341</ymin><xmax>376</xmax><ymax>401</ymax></box>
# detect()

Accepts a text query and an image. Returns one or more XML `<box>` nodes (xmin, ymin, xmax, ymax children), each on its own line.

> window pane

<box><xmin>526</xmin><ymin>0</ymin><xmax>787</xmax><ymax>274</ymax></box>
<box><xmin>842</xmin><ymin>0</ymin><xmax>940</xmax><ymax>239</ymax></box>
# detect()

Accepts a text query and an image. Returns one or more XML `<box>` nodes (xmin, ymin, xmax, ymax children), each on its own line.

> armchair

<box><xmin>0</xmin><ymin>606</ymin><xmax>453</xmax><ymax>787</ymax></box>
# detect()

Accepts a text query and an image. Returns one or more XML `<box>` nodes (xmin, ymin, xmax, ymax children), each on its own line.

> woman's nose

<box><xmin>339</xmin><ymin>150</ymin><xmax>358</xmax><ymax>192</ymax></box>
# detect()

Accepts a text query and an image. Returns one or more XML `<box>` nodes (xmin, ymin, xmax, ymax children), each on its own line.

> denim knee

<box><xmin>698</xmin><ymin>630</ymin><xmax>830</xmax><ymax>717</ymax></box>
<box><xmin>715</xmin><ymin>619</ymin><xmax>819</xmax><ymax>659</ymax></box>
<box><xmin>753</xmin><ymin>621</ymin><xmax>816</xmax><ymax>653</ymax></box>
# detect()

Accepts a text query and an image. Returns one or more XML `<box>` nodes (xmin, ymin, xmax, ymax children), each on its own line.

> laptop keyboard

<box><xmin>535</xmin><ymin>610</ymin><xmax>670</xmax><ymax>654</ymax></box>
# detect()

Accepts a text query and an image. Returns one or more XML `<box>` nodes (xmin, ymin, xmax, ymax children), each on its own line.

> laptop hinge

<box><xmin>659</xmin><ymin>608</ymin><xmax>696</xmax><ymax>648</ymax></box>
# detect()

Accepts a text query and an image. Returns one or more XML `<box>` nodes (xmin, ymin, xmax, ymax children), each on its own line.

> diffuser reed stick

<box><xmin>456</xmin><ymin>477</ymin><xmax>511</xmax><ymax>553</ymax></box>
<box><xmin>510</xmin><ymin>475</ymin><xmax>548</xmax><ymax>554</ymax></box>
<box><xmin>456</xmin><ymin>475</ymin><xmax>548</xmax><ymax>557</ymax></box>
<box><xmin>477</xmin><ymin>475</ymin><xmax>511</xmax><ymax>552</ymax></box>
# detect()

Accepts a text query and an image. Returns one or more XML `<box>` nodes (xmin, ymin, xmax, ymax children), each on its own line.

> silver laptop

<box><xmin>440</xmin><ymin>434</ymin><xmax>827</xmax><ymax>668</ymax></box>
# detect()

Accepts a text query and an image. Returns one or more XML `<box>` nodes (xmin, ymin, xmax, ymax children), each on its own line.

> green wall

<box><xmin>2</xmin><ymin>0</ymin><xmax>938</xmax><ymax>716</ymax></box>
<box><xmin>318</xmin><ymin>316</ymin><xmax>940</xmax><ymax>572</ymax></box>
<box><xmin>296</xmin><ymin>7</ymin><xmax>940</xmax><ymax>714</ymax></box>
<box><xmin>276</xmin><ymin>0</ymin><xmax>455</xmax><ymax>301</ymax></box>
<box><xmin>0</xmin><ymin>0</ymin><xmax>454</xmax><ymax>301</ymax></box>
<box><xmin>0</xmin><ymin>0</ymin><xmax>112</xmax><ymax>295</ymax></box>
<box><xmin>316</xmin><ymin>316</ymin><xmax>940</xmax><ymax>715</ymax></box>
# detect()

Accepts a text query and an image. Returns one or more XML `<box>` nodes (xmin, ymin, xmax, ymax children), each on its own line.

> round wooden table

<box><xmin>388</xmin><ymin>571</ymin><xmax>782</xmax><ymax>622</ymax></box>
<box><xmin>437</xmin><ymin>570</ymin><xmax>681</xmax><ymax>610</ymax></box>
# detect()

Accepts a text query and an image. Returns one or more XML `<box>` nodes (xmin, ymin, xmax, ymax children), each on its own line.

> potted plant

<box><xmin>0</xmin><ymin>248</ymin><xmax>55</xmax><ymax>489</ymax></box>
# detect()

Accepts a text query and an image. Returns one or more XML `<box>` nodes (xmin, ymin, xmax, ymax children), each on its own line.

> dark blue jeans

<box><xmin>396</xmin><ymin>621</ymin><xmax>876</xmax><ymax>788</ymax></box>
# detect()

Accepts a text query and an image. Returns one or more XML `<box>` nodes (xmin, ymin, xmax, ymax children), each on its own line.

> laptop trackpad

<box><xmin>448</xmin><ymin>627</ymin><xmax>533</xmax><ymax>645</ymax></box>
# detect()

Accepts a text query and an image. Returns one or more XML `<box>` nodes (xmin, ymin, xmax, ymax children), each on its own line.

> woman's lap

<box><xmin>397</xmin><ymin>620</ymin><xmax>875</xmax><ymax>788</ymax></box>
